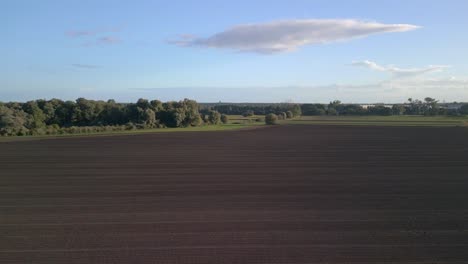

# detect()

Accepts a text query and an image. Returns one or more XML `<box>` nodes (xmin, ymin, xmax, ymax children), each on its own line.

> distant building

<box><xmin>358</xmin><ymin>104</ymin><xmax>393</xmax><ymax>109</ymax></box>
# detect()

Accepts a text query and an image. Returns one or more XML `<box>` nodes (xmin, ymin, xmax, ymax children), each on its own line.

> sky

<box><xmin>2</xmin><ymin>0</ymin><xmax>468</xmax><ymax>103</ymax></box>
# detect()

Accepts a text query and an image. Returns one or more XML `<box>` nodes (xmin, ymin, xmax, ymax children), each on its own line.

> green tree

<box><xmin>136</xmin><ymin>98</ymin><xmax>150</xmax><ymax>110</ymax></box>
<box><xmin>0</xmin><ymin>106</ymin><xmax>29</xmax><ymax>136</ymax></box>
<box><xmin>220</xmin><ymin>114</ymin><xmax>229</xmax><ymax>124</ymax></box>
<box><xmin>423</xmin><ymin>97</ymin><xmax>439</xmax><ymax>116</ymax></box>
<box><xmin>22</xmin><ymin>101</ymin><xmax>46</xmax><ymax>130</ymax></box>
<box><xmin>286</xmin><ymin>111</ymin><xmax>294</xmax><ymax>119</ymax></box>
<box><xmin>301</xmin><ymin>104</ymin><xmax>326</xmax><ymax>115</ymax></box>
<box><xmin>208</xmin><ymin>110</ymin><xmax>221</xmax><ymax>125</ymax></box>
<box><xmin>327</xmin><ymin>100</ymin><xmax>341</xmax><ymax>115</ymax></box>
<box><xmin>392</xmin><ymin>104</ymin><xmax>405</xmax><ymax>115</ymax></box>
<box><xmin>291</xmin><ymin>104</ymin><xmax>302</xmax><ymax>117</ymax></box>
<box><xmin>277</xmin><ymin>112</ymin><xmax>287</xmax><ymax>120</ymax></box>
<box><xmin>73</xmin><ymin>98</ymin><xmax>97</xmax><ymax>126</ymax></box>
<box><xmin>327</xmin><ymin>108</ymin><xmax>337</xmax><ymax>116</ymax></box>
<box><xmin>265</xmin><ymin>113</ymin><xmax>278</xmax><ymax>125</ymax></box>
<box><xmin>150</xmin><ymin>100</ymin><xmax>163</xmax><ymax>112</ymax></box>
<box><xmin>460</xmin><ymin>104</ymin><xmax>468</xmax><ymax>115</ymax></box>
<box><xmin>141</xmin><ymin>109</ymin><xmax>157</xmax><ymax>128</ymax></box>
<box><xmin>242</xmin><ymin>110</ymin><xmax>254</xmax><ymax>117</ymax></box>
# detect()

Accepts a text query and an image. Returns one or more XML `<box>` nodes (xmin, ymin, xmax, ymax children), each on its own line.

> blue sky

<box><xmin>2</xmin><ymin>0</ymin><xmax>468</xmax><ymax>103</ymax></box>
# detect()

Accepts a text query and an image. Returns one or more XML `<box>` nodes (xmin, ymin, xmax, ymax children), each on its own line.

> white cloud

<box><xmin>170</xmin><ymin>19</ymin><xmax>419</xmax><ymax>54</ymax></box>
<box><xmin>352</xmin><ymin>60</ymin><xmax>449</xmax><ymax>78</ymax></box>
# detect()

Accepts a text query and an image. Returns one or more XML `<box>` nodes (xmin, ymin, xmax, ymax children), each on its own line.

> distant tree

<box><xmin>136</xmin><ymin>98</ymin><xmax>150</xmax><ymax>110</ymax></box>
<box><xmin>100</xmin><ymin>100</ymin><xmax>126</xmax><ymax>125</ymax></box>
<box><xmin>41</xmin><ymin>101</ymin><xmax>57</xmax><ymax>125</ymax></box>
<box><xmin>0</xmin><ymin>106</ymin><xmax>29</xmax><ymax>136</ymax></box>
<box><xmin>150</xmin><ymin>100</ymin><xmax>163</xmax><ymax>112</ymax></box>
<box><xmin>368</xmin><ymin>105</ymin><xmax>392</xmax><ymax>116</ymax></box>
<box><xmin>141</xmin><ymin>109</ymin><xmax>157</xmax><ymax>128</ymax></box>
<box><xmin>22</xmin><ymin>101</ymin><xmax>46</xmax><ymax>130</ymax></box>
<box><xmin>291</xmin><ymin>104</ymin><xmax>302</xmax><ymax>117</ymax></box>
<box><xmin>158</xmin><ymin>99</ymin><xmax>201</xmax><ymax>127</ymax></box>
<box><xmin>208</xmin><ymin>110</ymin><xmax>221</xmax><ymax>125</ymax></box>
<box><xmin>54</xmin><ymin>100</ymin><xmax>75</xmax><ymax>126</ymax></box>
<box><xmin>327</xmin><ymin>100</ymin><xmax>341</xmax><ymax>115</ymax></box>
<box><xmin>340</xmin><ymin>105</ymin><xmax>366</xmax><ymax>115</ymax></box>
<box><xmin>220</xmin><ymin>114</ymin><xmax>229</xmax><ymax>124</ymax></box>
<box><xmin>327</xmin><ymin>108</ymin><xmax>338</xmax><ymax>116</ymax></box>
<box><xmin>277</xmin><ymin>112</ymin><xmax>287</xmax><ymax>120</ymax></box>
<box><xmin>73</xmin><ymin>98</ymin><xmax>97</xmax><ymax>126</ymax></box>
<box><xmin>406</xmin><ymin>98</ymin><xmax>423</xmax><ymax>115</ymax></box>
<box><xmin>301</xmin><ymin>104</ymin><xmax>326</xmax><ymax>115</ymax></box>
<box><xmin>286</xmin><ymin>111</ymin><xmax>294</xmax><ymax>119</ymax></box>
<box><xmin>265</xmin><ymin>113</ymin><xmax>278</xmax><ymax>125</ymax></box>
<box><xmin>180</xmin><ymin>99</ymin><xmax>202</xmax><ymax>126</ymax></box>
<box><xmin>423</xmin><ymin>97</ymin><xmax>439</xmax><ymax>116</ymax></box>
<box><xmin>392</xmin><ymin>104</ymin><xmax>406</xmax><ymax>115</ymax></box>
<box><xmin>460</xmin><ymin>104</ymin><xmax>468</xmax><ymax>115</ymax></box>
<box><xmin>242</xmin><ymin>110</ymin><xmax>255</xmax><ymax>117</ymax></box>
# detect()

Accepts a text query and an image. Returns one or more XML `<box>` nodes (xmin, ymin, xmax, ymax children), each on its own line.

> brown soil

<box><xmin>1</xmin><ymin>125</ymin><xmax>468</xmax><ymax>263</ymax></box>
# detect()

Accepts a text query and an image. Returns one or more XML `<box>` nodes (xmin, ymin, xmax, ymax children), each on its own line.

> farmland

<box><xmin>282</xmin><ymin>115</ymin><xmax>468</xmax><ymax>127</ymax></box>
<box><xmin>1</xmin><ymin>125</ymin><xmax>468</xmax><ymax>263</ymax></box>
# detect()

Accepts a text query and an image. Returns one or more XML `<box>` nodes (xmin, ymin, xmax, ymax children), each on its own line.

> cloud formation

<box><xmin>97</xmin><ymin>37</ymin><xmax>120</xmax><ymax>44</ymax></box>
<box><xmin>66</xmin><ymin>27</ymin><xmax>123</xmax><ymax>46</ymax></box>
<box><xmin>170</xmin><ymin>19</ymin><xmax>420</xmax><ymax>54</ymax></box>
<box><xmin>65</xmin><ymin>27</ymin><xmax>122</xmax><ymax>38</ymax></box>
<box><xmin>352</xmin><ymin>60</ymin><xmax>449</xmax><ymax>78</ymax></box>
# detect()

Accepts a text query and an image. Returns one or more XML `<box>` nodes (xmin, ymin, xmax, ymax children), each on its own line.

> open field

<box><xmin>0</xmin><ymin>123</ymin><xmax>262</xmax><ymax>143</ymax></box>
<box><xmin>282</xmin><ymin>115</ymin><xmax>468</xmax><ymax>127</ymax></box>
<box><xmin>1</xmin><ymin>125</ymin><xmax>468</xmax><ymax>263</ymax></box>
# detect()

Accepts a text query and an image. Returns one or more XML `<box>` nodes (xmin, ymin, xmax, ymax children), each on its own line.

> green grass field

<box><xmin>0</xmin><ymin>123</ymin><xmax>263</xmax><ymax>143</ymax></box>
<box><xmin>280</xmin><ymin>115</ymin><xmax>468</xmax><ymax>127</ymax></box>
<box><xmin>226</xmin><ymin>115</ymin><xmax>264</xmax><ymax>123</ymax></box>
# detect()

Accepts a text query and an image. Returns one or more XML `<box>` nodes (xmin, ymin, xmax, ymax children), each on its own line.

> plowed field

<box><xmin>1</xmin><ymin>125</ymin><xmax>468</xmax><ymax>263</ymax></box>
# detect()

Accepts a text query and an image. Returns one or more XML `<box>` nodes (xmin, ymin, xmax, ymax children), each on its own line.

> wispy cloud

<box><xmin>170</xmin><ymin>19</ymin><xmax>420</xmax><ymax>54</ymax></box>
<box><xmin>71</xmin><ymin>64</ymin><xmax>100</xmax><ymax>69</ymax></box>
<box><xmin>66</xmin><ymin>27</ymin><xmax>123</xmax><ymax>46</ymax></box>
<box><xmin>352</xmin><ymin>60</ymin><xmax>449</xmax><ymax>78</ymax></box>
<box><xmin>65</xmin><ymin>27</ymin><xmax>122</xmax><ymax>38</ymax></box>
<box><xmin>97</xmin><ymin>36</ymin><xmax>120</xmax><ymax>44</ymax></box>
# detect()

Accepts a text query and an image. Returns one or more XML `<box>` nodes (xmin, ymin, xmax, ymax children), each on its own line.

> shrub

<box><xmin>286</xmin><ymin>111</ymin><xmax>293</xmax><ymax>119</ymax></box>
<box><xmin>220</xmin><ymin>114</ymin><xmax>229</xmax><ymax>124</ymax></box>
<box><xmin>277</xmin><ymin>112</ymin><xmax>287</xmax><ymax>120</ymax></box>
<box><xmin>265</xmin><ymin>113</ymin><xmax>278</xmax><ymax>125</ymax></box>
<box><xmin>242</xmin><ymin>110</ymin><xmax>254</xmax><ymax>117</ymax></box>
<box><xmin>208</xmin><ymin>110</ymin><xmax>221</xmax><ymax>125</ymax></box>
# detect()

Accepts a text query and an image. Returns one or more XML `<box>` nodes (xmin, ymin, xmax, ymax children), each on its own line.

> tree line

<box><xmin>206</xmin><ymin>103</ymin><xmax>302</xmax><ymax>118</ymax></box>
<box><xmin>0</xmin><ymin>98</ymin><xmax>228</xmax><ymax>136</ymax></box>
<box><xmin>2</xmin><ymin>97</ymin><xmax>467</xmax><ymax>136</ymax></box>
<box><xmin>211</xmin><ymin>98</ymin><xmax>468</xmax><ymax>117</ymax></box>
